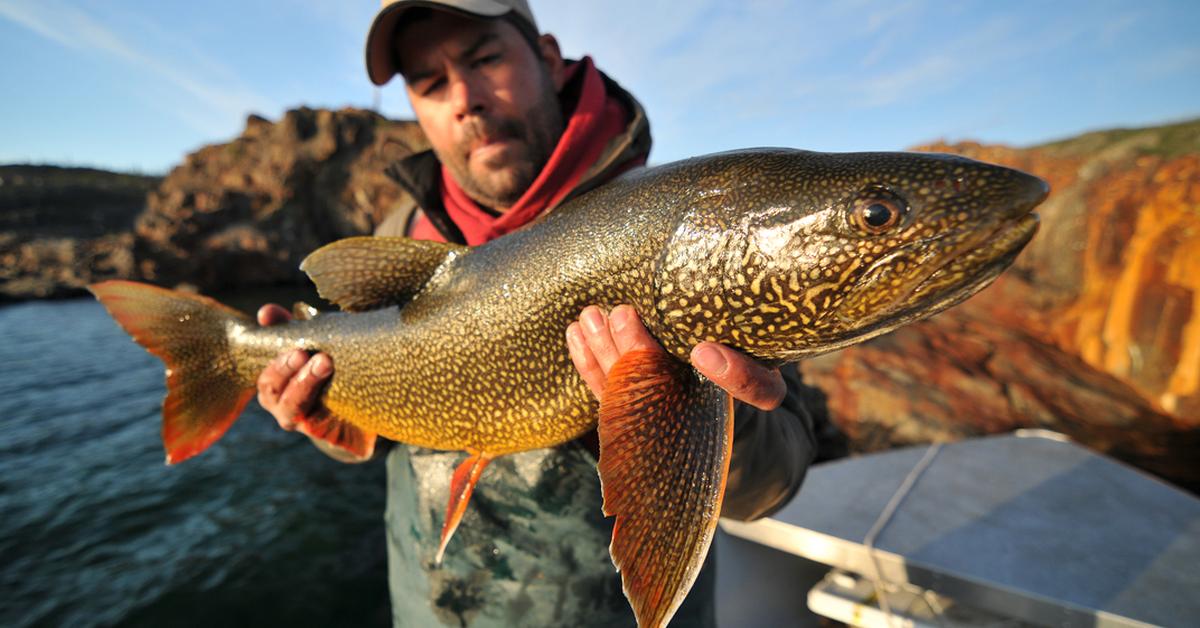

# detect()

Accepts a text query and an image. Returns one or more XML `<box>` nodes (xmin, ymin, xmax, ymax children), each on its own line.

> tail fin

<box><xmin>89</xmin><ymin>280</ymin><xmax>255</xmax><ymax>464</ymax></box>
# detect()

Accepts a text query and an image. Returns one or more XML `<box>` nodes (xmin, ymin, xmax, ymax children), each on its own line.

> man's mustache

<box><xmin>461</xmin><ymin>116</ymin><xmax>525</xmax><ymax>150</ymax></box>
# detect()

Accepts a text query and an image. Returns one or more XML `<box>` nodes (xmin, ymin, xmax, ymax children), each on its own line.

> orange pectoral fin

<box><xmin>436</xmin><ymin>452</ymin><xmax>493</xmax><ymax>565</ymax></box>
<box><xmin>293</xmin><ymin>406</ymin><xmax>378</xmax><ymax>463</ymax></box>
<box><xmin>598</xmin><ymin>349</ymin><xmax>734</xmax><ymax>628</ymax></box>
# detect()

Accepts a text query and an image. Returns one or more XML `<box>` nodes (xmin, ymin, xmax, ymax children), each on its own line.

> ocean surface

<box><xmin>0</xmin><ymin>298</ymin><xmax>391</xmax><ymax>627</ymax></box>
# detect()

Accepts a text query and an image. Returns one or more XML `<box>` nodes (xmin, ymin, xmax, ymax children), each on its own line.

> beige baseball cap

<box><xmin>365</xmin><ymin>0</ymin><xmax>538</xmax><ymax>86</ymax></box>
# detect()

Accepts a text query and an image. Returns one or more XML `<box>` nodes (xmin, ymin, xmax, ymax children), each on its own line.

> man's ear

<box><xmin>536</xmin><ymin>34</ymin><xmax>567</xmax><ymax>92</ymax></box>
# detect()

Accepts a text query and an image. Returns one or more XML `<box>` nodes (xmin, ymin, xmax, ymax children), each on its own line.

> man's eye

<box><xmin>472</xmin><ymin>53</ymin><xmax>500</xmax><ymax>68</ymax></box>
<box><xmin>422</xmin><ymin>78</ymin><xmax>446</xmax><ymax>95</ymax></box>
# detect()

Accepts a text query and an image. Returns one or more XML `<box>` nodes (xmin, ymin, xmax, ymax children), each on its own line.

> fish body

<box><xmin>91</xmin><ymin>148</ymin><xmax>1048</xmax><ymax>627</ymax></box>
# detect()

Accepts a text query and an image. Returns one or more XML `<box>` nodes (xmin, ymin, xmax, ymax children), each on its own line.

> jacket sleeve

<box><xmin>720</xmin><ymin>365</ymin><xmax>817</xmax><ymax>521</ymax></box>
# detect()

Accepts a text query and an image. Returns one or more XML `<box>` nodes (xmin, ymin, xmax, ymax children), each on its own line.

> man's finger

<box><xmin>257</xmin><ymin>350</ymin><xmax>309</xmax><ymax>429</ymax></box>
<box><xmin>275</xmin><ymin>352</ymin><xmax>333</xmax><ymax>423</ymax></box>
<box><xmin>608</xmin><ymin>305</ymin><xmax>659</xmax><ymax>354</ymax></box>
<box><xmin>257</xmin><ymin>303</ymin><xmax>291</xmax><ymax>327</ymax></box>
<box><xmin>566</xmin><ymin>322</ymin><xmax>606</xmax><ymax>399</ymax></box>
<box><xmin>691</xmin><ymin>343</ymin><xmax>785</xmax><ymax>411</ymax></box>
<box><xmin>579</xmin><ymin>306</ymin><xmax>620</xmax><ymax>373</ymax></box>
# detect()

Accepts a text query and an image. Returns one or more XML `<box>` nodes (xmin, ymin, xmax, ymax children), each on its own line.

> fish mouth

<box><xmin>908</xmin><ymin>212</ymin><xmax>1040</xmax><ymax>305</ymax></box>
<box><xmin>812</xmin><ymin>211</ymin><xmax>1039</xmax><ymax>358</ymax></box>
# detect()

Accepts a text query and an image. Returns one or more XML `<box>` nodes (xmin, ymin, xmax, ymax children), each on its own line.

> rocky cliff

<box><xmin>134</xmin><ymin>108</ymin><xmax>428</xmax><ymax>291</ymax></box>
<box><xmin>0</xmin><ymin>107</ymin><xmax>427</xmax><ymax>300</ymax></box>
<box><xmin>800</xmin><ymin>119</ymin><xmax>1200</xmax><ymax>490</ymax></box>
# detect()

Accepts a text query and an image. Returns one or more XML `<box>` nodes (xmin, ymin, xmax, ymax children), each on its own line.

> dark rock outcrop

<box><xmin>134</xmin><ymin>108</ymin><xmax>428</xmax><ymax>291</ymax></box>
<box><xmin>0</xmin><ymin>108</ymin><xmax>428</xmax><ymax>300</ymax></box>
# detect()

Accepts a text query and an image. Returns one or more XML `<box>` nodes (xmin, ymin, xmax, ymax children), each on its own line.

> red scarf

<box><xmin>410</xmin><ymin>57</ymin><xmax>631</xmax><ymax>245</ymax></box>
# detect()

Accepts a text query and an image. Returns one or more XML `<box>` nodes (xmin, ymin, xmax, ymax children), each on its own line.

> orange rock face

<box><xmin>804</xmin><ymin>121</ymin><xmax>1200</xmax><ymax>490</ymax></box>
<box><xmin>915</xmin><ymin>134</ymin><xmax>1200</xmax><ymax>420</ymax></box>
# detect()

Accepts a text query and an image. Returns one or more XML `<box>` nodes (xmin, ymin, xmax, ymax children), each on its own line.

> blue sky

<box><xmin>1</xmin><ymin>0</ymin><xmax>1197</xmax><ymax>174</ymax></box>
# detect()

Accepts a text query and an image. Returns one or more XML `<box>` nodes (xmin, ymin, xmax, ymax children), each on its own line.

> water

<box><xmin>0</xmin><ymin>298</ymin><xmax>390</xmax><ymax>627</ymax></box>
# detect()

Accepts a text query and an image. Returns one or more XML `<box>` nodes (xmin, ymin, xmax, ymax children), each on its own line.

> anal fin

<box><xmin>437</xmin><ymin>452</ymin><xmax>493</xmax><ymax>564</ymax></box>
<box><xmin>293</xmin><ymin>406</ymin><xmax>377</xmax><ymax>463</ymax></box>
<box><xmin>598</xmin><ymin>349</ymin><xmax>734</xmax><ymax>628</ymax></box>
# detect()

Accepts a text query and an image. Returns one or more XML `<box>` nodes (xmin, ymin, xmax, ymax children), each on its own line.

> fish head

<box><xmin>652</xmin><ymin>149</ymin><xmax>1048</xmax><ymax>363</ymax></box>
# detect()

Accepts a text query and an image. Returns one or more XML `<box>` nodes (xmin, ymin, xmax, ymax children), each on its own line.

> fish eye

<box><xmin>850</xmin><ymin>190</ymin><xmax>907</xmax><ymax>234</ymax></box>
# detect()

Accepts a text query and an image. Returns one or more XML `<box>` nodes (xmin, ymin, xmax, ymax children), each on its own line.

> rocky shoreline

<box><xmin>1</xmin><ymin>107</ymin><xmax>427</xmax><ymax>301</ymax></box>
<box><xmin>0</xmin><ymin>164</ymin><xmax>157</xmax><ymax>301</ymax></box>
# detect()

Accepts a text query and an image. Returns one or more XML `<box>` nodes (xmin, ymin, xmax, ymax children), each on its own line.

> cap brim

<box><xmin>365</xmin><ymin>0</ymin><xmax>516</xmax><ymax>86</ymax></box>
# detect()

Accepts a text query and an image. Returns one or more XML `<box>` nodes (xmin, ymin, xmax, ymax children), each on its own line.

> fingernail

<box><xmin>692</xmin><ymin>345</ymin><xmax>728</xmax><ymax>375</ymax></box>
<box><xmin>582</xmin><ymin>308</ymin><xmax>605</xmax><ymax>334</ymax></box>
<box><xmin>310</xmin><ymin>355</ymin><xmax>331</xmax><ymax>378</ymax></box>
<box><xmin>610</xmin><ymin>306</ymin><xmax>632</xmax><ymax>332</ymax></box>
<box><xmin>285</xmin><ymin>350</ymin><xmax>305</xmax><ymax>370</ymax></box>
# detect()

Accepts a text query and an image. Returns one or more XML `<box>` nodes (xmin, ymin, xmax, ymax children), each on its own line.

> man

<box><xmin>255</xmin><ymin>1</ymin><xmax>816</xmax><ymax>625</ymax></box>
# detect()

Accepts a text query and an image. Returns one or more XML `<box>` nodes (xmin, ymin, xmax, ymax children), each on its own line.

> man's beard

<box><xmin>441</xmin><ymin>86</ymin><xmax>564</xmax><ymax>211</ymax></box>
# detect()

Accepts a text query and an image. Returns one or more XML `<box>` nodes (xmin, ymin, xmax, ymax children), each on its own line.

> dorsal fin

<box><xmin>299</xmin><ymin>237</ymin><xmax>467</xmax><ymax>312</ymax></box>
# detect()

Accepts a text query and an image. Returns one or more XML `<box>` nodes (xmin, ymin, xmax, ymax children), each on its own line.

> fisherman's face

<box><xmin>396</xmin><ymin>12</ymin><xmax>566</xmax><ymax>211</ymax></box>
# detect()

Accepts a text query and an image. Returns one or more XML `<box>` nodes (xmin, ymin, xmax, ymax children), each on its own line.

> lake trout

<box><xmin>91</xmin><ymin>148</ymin><xmax>1047</xmax><ymax>628</ymax></box>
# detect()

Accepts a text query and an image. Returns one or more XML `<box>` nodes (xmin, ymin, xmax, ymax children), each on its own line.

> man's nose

<box><xmin>450</xmin><ymin>73</ymin><xmax>486</xmax><ymax>118</ymax></box>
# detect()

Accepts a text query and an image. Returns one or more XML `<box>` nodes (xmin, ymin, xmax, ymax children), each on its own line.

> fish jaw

<box><xmin>800</xmin><ymin>212</ymin><xmax>1041</xmax><ymax>357</ymax></box>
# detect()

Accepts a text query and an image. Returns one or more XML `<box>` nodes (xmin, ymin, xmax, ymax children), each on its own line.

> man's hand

<box><xmin>255</xmin><ymin>304</ymin><xmax>333</xmax><ymax>430</ymax></box>
<box><xmin>565</xmin><ymin>305</ymin><xmax>785</xmax><ymax>410</ymax></box>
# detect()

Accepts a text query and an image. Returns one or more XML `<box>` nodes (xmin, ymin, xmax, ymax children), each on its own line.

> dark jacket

<box><xmin>377</xmin><ymin>65</ymin><xmax>815</xmax><ymax>627</ymax></box>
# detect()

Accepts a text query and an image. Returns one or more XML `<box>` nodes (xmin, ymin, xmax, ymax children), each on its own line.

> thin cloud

<box><xmin>855</xmin><ymin>55</ymin><xmax>960</xmax><ymax>107</ymax></box>
<box><xmin>0</xmin><ymin>0</ymin><xmax>277</xmax><ymax>135</ymax></box>
<box><xmin>1138</xmin><ymin>46</ymin><xmax>1200</xmax><ymax>81</ymax></box>
<box><xmin>862</xmin><ymin>0</ymin><xmax>924</xmax><ymax>35</ymax></box>
<box><xmin>791</xmin><ymin>13</ymin><xmax>1039</xmax><ymax>111</ymax></box>
<box><xmin>859</xmin><ymin>0</ymin><xmax>927</xmax><ymax>68</ymax></box>
<box><xmin>295</xmin><ymin>0</ymin><xmax>369</xmax><ymax>38</ymax></box>
<box><xmin>1099</xmin><ymin>11</ymin><xmax>1140</xmax><ymax>46</ymax></box>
